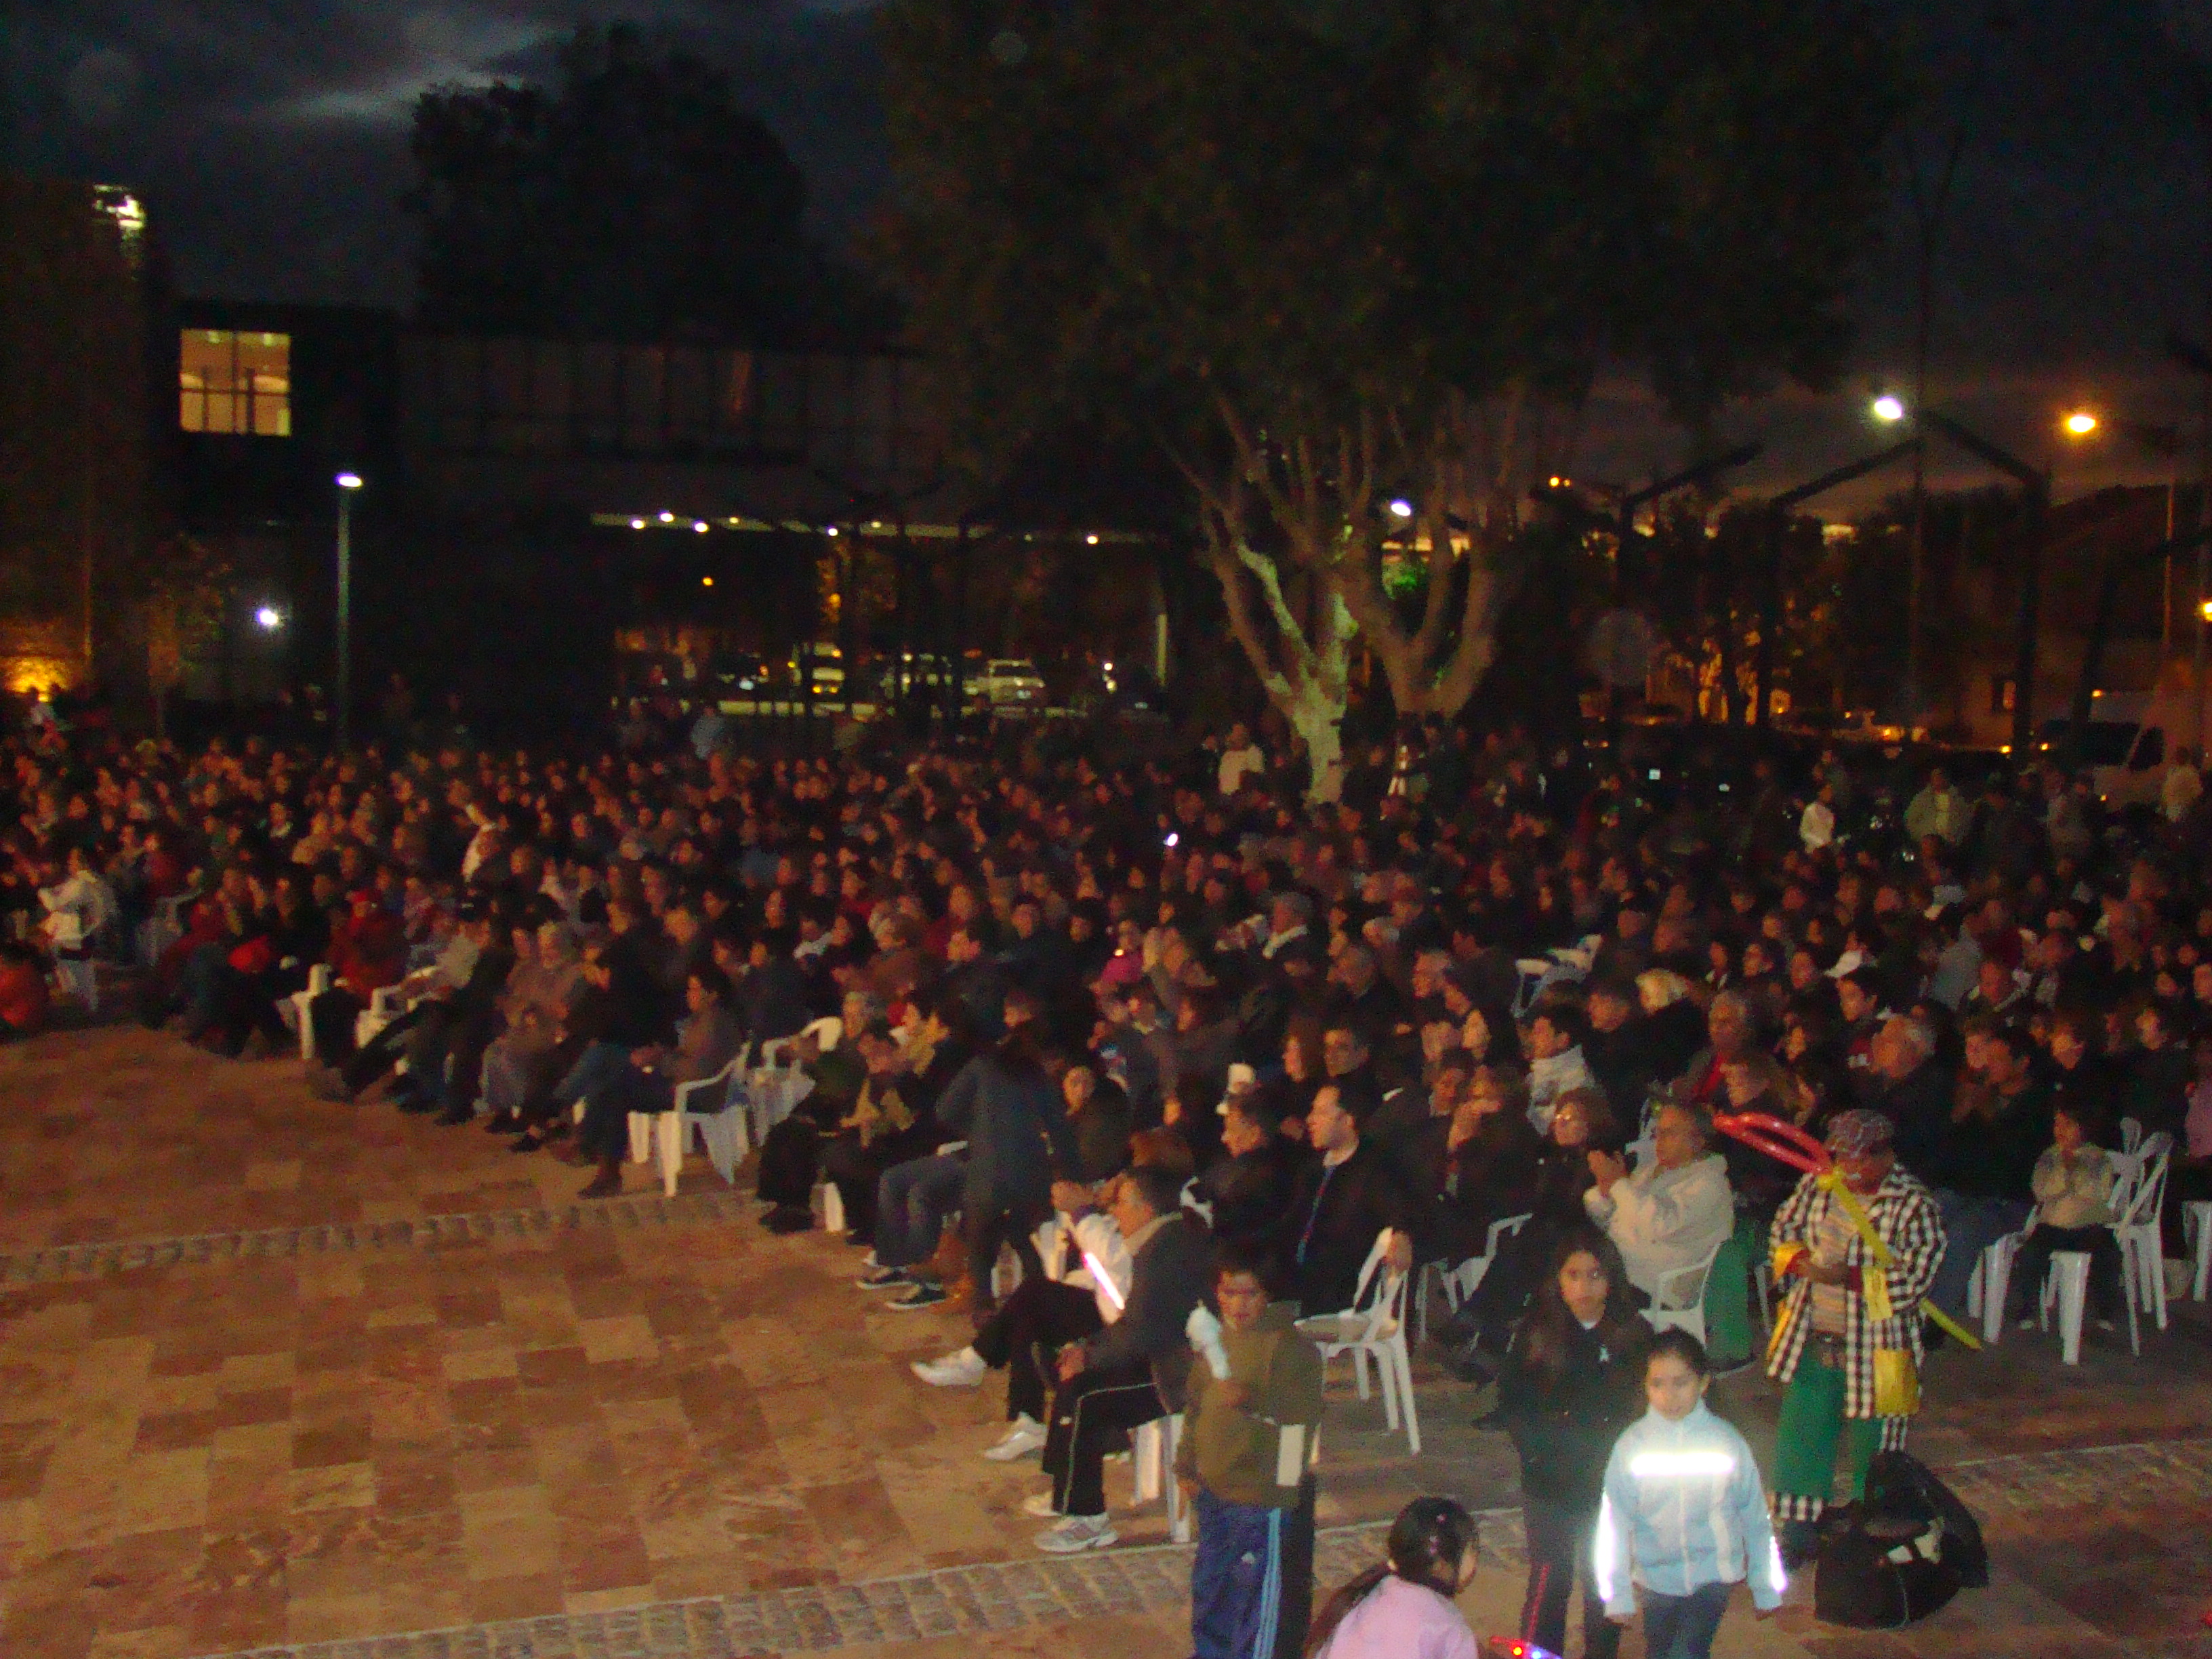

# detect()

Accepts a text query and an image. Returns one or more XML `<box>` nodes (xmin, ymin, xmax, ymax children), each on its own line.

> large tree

<box><xmin>409</xmin><ymin>22</ymin><xmax>888</xmax><ymax>346</ymax></box>
<box><xmin>880</xmin><ymin>0</ymin><xmax>1905</xmax><ymax>788</ymax></box>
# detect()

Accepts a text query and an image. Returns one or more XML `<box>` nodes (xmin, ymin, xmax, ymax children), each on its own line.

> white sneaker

<box><xmin>913</xmin><ymin>1348</ymin><xmax>989</xmax><ymax>1387</ymax></box>
<box><xmin>984</xmin><ymin>1416</ymin><xmax>1048</xmax><ymax>1461</ymax></box>
<box><xmin>1034</xmin><ymin>1513</ymin><xmax>1117</xmax><ymax>1553</ymax></box>
<box><xmin>1020</xmin><ymin>1489</ymin><xmax>1061</xmax><ymax>1518</ymax></box>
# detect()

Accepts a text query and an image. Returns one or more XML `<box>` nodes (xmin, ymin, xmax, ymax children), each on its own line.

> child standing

<box><xmin>1594</xmin><ymin>1330</ymin><xmax>1786</xmax><ymax>1659</ymax></box>
<box><xmin>1176</xmin><ymin>1251</ymin><xmax>1326</xmax><ymax>1659</ymax></box>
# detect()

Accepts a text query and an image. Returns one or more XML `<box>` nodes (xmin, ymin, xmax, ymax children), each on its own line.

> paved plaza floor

<box><xmin>0</xmin><ymin>1026</ymin><xmax>2207</xmax><ymax>1658</ymax></box>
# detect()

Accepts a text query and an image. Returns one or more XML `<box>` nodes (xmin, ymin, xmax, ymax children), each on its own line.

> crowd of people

<box><xmin>5</xmin><ymin>705</ymin><xmax>2209</xmax><ymax>1658</ymax></box>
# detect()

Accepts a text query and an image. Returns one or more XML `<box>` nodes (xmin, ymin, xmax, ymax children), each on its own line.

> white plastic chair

<box><xmin>2182</xmin><ymin>1200</ymin><xmax>2212</xmax><ymax>1303</ymax></box>
<box><xmin>1967</xmin><ymin>1230</ymin><xmax>2028</xmax><ymax>1346</ymax></box>
<box><xmin>1296</xmin><ymin>1230</ymin><xmax>1420</xmax><ymax>1454</ymax></box>
<box><xmin>2112</xmin><ymin>1140</ymin><xmax>2172</xmax><ymax>1340</ymax></box>
<box><xmin>356</xmin><ymin>983</ymin><xmax>409</xmax><ymax>1050</ymax></box>
<box><xmin>1642</xmin><ymin>1240</ymin><xmax>1725</xmax><ymax>1345</ymax></box>
<box><xmin>1131</xmin><ymin>1412</ymin><xmax>1190</xmax><ymax>1542</ymax></box>
<box><xmin>634</xmin><ymin>1052</ymin><xmax>754</xmax><ymax>1198</ymax></box>
<box><xmin>281</xmin><ymin>964</ymin><xmax>333</xmax><ymax>1061</ymax></box>
<box><xmin>2040</xmin><ymin>1250</ymin><xmax>2100</xmax><ymax>1365</ymax></box>
<box><xmin>745</xmin><ymin>1022</ymin><xmax>832</xmax><ymax>1145</ymax></box>
<box><xmin>1419</xmin><ymin>1212</ymin><xmax>1530</xmax><ymax>1344</ymax></box>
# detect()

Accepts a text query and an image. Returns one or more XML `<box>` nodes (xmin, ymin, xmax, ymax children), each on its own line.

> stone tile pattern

<box><xmin>0</xmin><ymin>1193</ymin><xmax>756</xmax><ymax>1286</ymax></box>
<box><xmin>177</xmin><ymin>1519</ymin><xmax>1443</xmax><ymax>1659</ymax></box>
<box><xmin>180</xmin><ymin>1440</ymin><xmax>2212</xmax><ymax>1659</ymax></box>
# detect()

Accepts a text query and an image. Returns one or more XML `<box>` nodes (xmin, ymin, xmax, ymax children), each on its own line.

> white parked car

<box><xmin>966</xmin><ymin>657</ymin><xmax>1047</xmax><ymax>712</ymax></box>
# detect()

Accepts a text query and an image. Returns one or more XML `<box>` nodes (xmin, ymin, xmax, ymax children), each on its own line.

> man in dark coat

<box><xmin>1284</xmin><ymin>1084</ymin><xmax>1422</xmax><ymax>1315</ymax></box>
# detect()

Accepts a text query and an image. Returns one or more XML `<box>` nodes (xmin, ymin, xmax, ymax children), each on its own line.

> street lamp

<box><xmin>1872</xmin><ymin>394</ymin><xmax>1907</xmax><ymax>424</ymax></box>
<box><xmin>1387</xmin><ymin>499</ymin><xmax>1414</xmax><ymax>519</ymax></box>
<box><xmin>2062</xmin><ymin>411</ymin><xmax>2100</xmax><ymax>437</ymax></box>
<box><xmin>335</xmin><ymin>472</ymin><xmax>363</xmax><ymax>752</ymax></box>
<box><xmin>254</xmin><ymin>605</ymin><xmax>283</xmax><ymax>632</ymax></box>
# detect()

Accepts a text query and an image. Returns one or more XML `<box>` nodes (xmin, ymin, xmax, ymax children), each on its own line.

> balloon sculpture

<box><xmin>1713</xmin><ymin>1112</ymin><xmax>1980</xmax><ymax>1351</ymax></box>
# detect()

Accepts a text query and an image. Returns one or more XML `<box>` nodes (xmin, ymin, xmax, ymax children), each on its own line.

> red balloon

<box><xmin>1713</xmin><ymin>1111</ymin><xmax>1830</xmax><ymax>1175</ymax></box>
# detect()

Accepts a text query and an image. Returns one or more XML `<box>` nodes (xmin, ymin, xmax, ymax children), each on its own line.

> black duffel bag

<box><xmin>1814</xmin><ymin>1451</ymin><xmax>1982</xmax><ymax>1626</ymax></box>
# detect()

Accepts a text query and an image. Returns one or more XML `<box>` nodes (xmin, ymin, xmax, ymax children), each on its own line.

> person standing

<box><xmin>1765</xmin><ymin>1109</ymin><xmax>1944</xmax><ymax>1564</ymax></box>
<box><xmin>1593</xmin><ymin>1330</ymin><xmax>1786</xmax><ymax>1659</ymax></box>
<box><xmin>1176</xmin><ymin>1251</ymin><xmax>1326</xmax><ymax>1659</ymax></box>
<box><xmin>1498</xmin><ymin>1227</ymin><xmax>1647</xmax><ymax>1659</ymax></box>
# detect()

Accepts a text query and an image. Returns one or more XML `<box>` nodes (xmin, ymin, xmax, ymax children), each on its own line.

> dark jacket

<box><xmin>1202</xmin><ymin>1140</ymin><xmax>1308</xmax><ymax>1262</ymax></box>
<box><xmin>1877</xmin><ymin>1059</ymin><xmax>1957</xmax><ymax>1187</ymax></box>
<box><xmin>936</xmin><ymin>1043</ymin><xmax>1079</xmax><ymax>1212</ymax></box>
<box><xmin>1082</xmin><ymin>1211</ymin><xmax>1214</xmax><ymax>1412</ymax></box>
<box><xmin>1501</xmin><ymin>1315</ymin><xmax>1648</xmax><ymax>1511</ymax></box>
<box><xmin>1285</xmin><ymin>1138</ymin><xmax>1422</xmax><ymax>1316</ymax></box>
<box><xmin>1937</xmin><ymin>1078</ymin><xmax>2051</xmax><ymax>1200</ymax></box>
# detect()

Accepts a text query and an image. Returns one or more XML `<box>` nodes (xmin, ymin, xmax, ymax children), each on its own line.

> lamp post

<box><xmin>335</xmin><ymin>472</ymin><xmax>363</xmax><ymax>752</ymax></box>
<box><xmin>1871</xmin><ymin>398</ymin><xmax>2051</xmax><ymax>750</ymax></box>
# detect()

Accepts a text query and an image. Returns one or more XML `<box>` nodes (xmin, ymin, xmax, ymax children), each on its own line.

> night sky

<box><xmin>7</xmin><ymin>0</ymin><xmax>2212</xmax><ymax>510</ymax></box>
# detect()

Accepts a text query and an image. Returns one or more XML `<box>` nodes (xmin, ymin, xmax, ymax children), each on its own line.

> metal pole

<box><xmin>335</xmin><ymin>488</ymin><xmax>352</xmax><ymax>753</ymax></box>
<box><xmin>2011</xmin><ymin>475</ymin><xmax>2049</xmax><ymax>754</ymax></box>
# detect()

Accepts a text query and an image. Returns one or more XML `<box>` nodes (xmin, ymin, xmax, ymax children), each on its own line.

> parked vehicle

<box><xmin>712</xmin><ymin>652</ymin><xmax>773</xmax><ymax>697</ymax></box>
<box><xmin>2036</xmin><ymin>688</ymin><xmax>2179</xmax><ymax>811</ymax></box>
<box><xmin>965</xmin><ymin>657</ymin><xmax>1047</xmax><ymax>712</ymax></box>
<box><xmin>790</xmin><ymin>642</ymin><xmax>845</xmax><ymax>695</ymax></box>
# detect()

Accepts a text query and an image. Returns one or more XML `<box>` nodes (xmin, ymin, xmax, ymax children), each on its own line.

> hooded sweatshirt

<box><xmin>1174</xmin><ymin>1302</ymin><xmax>1325</xmax><ymax>1509</ymax></box>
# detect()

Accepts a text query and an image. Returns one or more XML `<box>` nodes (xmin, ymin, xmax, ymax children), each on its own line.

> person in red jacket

<box><xmin>305</xmin><ymin>888</ymin><xmax>407</xmax><ymax>1062</ymax></box>
<box><xmin>0</xmin><ymin>942</ymin><xmax>49</xmax><ymax>1038</ymax></box>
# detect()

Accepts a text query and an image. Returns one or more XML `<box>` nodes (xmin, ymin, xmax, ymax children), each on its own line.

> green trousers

<box><xmin>1769</xmin><ymin>1347</ymin><xmax>1883</xmax><ymax>1522</ymax></box>
<box><xmin>1702</xmin><ymin>1214</ymin><xmax>1760</xmax><ymax>1366</ymax></box>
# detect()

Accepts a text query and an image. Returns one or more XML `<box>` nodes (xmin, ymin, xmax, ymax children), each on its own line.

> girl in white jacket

<box><xmin>1593</xmin><ymin>1330</ymin><xmax>1786</xmax><ymax>1659</ymax></box>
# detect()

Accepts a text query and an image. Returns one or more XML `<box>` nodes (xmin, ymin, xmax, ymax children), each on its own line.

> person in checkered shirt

<box><xmin>1764</xmin><ymin>1109</ymin><xmax>1945</xmax><ymax>1567</ymax></box>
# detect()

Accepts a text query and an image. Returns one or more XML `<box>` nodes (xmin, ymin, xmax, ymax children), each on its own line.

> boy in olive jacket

<box><xmin>1176</xmin><ymin>1252</ymin><xmax>1326</xmax><ymax>1659</ymax></box>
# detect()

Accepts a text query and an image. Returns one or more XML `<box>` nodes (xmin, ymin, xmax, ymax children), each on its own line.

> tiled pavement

<box><xmin>0</xmin><ymin>1029</ymin><xmax>2207</xmax><ymax>1659</ymax></box>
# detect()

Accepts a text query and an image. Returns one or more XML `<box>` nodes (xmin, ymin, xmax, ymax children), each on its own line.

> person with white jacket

<box><xmin>1582</xmin><ymin>1104</ymin><xmax>1734</xmax><ymax>1302</ymax></box>
<box><xmin>1594</xmin><ymin>1330</ymin><xmax>1786</xmax><ymax>1659</ymax></box>
<box><xmin>910</xmin><ymin>1172</ymin><xmax>1134</xmax><ymax>1460</ymax></box>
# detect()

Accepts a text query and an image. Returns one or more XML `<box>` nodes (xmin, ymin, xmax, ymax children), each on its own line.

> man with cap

<box><xmin>1763</xmin><ymin>1109</ymin><xmax>1946</xmax><ymax>1566</ymax></box>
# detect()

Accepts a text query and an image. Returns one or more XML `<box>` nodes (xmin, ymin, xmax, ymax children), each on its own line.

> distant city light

<box><xmin>630</xmin><ymin>518</ymin><xmax>645</xmax><ymax>529</ymax></box>
<box><xmin>701</xmin><ymin>576</ymin><xmax>714</xmax><ymax>587</ymax></box>
<box><xmin>826</xmin><ymin>527</ymin><xmax>840</xmax><ymax>537</ymax></box>
<box><xmin>1085</xmin><ymin>533</ymin><xmax>1100</xmax><ymax>545</ymax></box>
<box><xmin>694</xmin><ymin>521</ymin><xmax>709</xmax><ymax>533</ymax></box>
<box><xmin>335</xmin><ymin>472</ymin><xmax>363</xmax><ymax>490</ymax></box>
<box><xmin>659</xmin><ymin>511</ymin><xmax>675</xmax><ymax>523</ymax></box>
<box><xmin>1387</xmin><ymin>499</ymin><xmax>1414</xmax><ymax>518</ymax></box>
<box><xmin>2062</xmin><ymin>411</ymin><xmax>2100</xmax><ymax>436</ymax></box>
<box><xmin>254</xmin><ymin>606</ymin><xmax>283</xmax><ymax>631</ymax></box>
<box><xmin>1870</xmin><ymin>395</ymin><xmax>1906</xmax><ymax>423</ymax></box>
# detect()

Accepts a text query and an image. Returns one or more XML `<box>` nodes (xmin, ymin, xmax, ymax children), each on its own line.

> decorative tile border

<box><xmin>0</xmin><ymin>1189</ymin><xmax>757</xmax><ymax>1284</ymax></box>
<box><xmin>178</xmin><ymin>1438</ymin><xmax>2212</xmax><ymax>1659</ymax></box>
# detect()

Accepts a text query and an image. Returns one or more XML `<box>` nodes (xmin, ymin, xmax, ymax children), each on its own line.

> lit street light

<box><xmin>1387</xmin><ymin>499</ymin><xmax>1414</xmax><ymax>519</ymax></box>
<box><xmin>254</xmin><ymin>606</ymin><xmax>283</xmax><ymax>631</ymax></box>
<box><xmin>2063</xmin><ymin>410</ymin><xmax>2100</xmax><ymax>436</ymax></box>
<box><xmin>1872</xmin><ymin>394</ymin><xmax>1906</xmax><ymax>424</ymax></box>
<box><xmin>335</xmin><ymin>471</ymin><xmax>363</xmax><ymax>752</ymax></box>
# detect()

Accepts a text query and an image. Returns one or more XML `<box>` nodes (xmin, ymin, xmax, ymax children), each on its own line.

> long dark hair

<box><xmin>1512</xmin><ymin>1225</ymin><xmax>1645</xmax><ymax>1378</ymax></box>
<box><xmin>1305</xmin><ymin>1497</ymin><xmax>1479</xmax><ymax>1656</ymax></box>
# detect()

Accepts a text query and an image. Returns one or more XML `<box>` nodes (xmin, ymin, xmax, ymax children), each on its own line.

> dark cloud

<box><xmin>5</xmin><ymin>2</ymin><xmax>884</xmax><ymax>305</ymax></box>
<box><xmin>5</xmin><ymin>0</ymin><xmax>2209</xmax><ymax>511</ymax></box>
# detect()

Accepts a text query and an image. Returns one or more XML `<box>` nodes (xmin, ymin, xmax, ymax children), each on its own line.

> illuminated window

<box><xmin>180</xmin><ymin>330</ymin><xmax>291</xmax><ymax>436</ymax></box>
